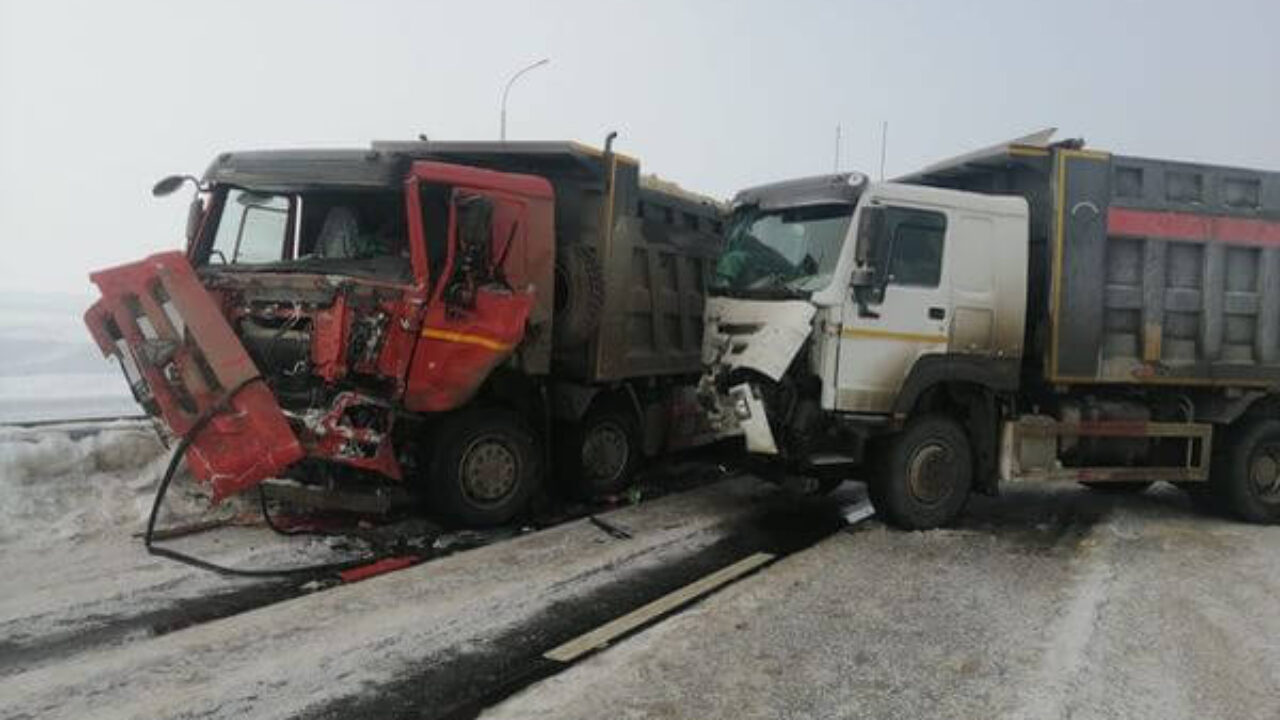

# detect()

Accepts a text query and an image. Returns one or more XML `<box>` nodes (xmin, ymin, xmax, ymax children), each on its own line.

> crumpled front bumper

<box><xmin>84</xmin><ymin>251</ymin><xmax>304</xmax><ymax>501</ymax></box>
<box><xmin>697</xmin><ymin>375</ymin><xmax>779</xmax><ymax>455</ymax></box>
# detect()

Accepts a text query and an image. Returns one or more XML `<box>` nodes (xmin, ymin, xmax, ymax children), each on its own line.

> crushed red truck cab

<box><xmin>85</xmin><ymin>141</ymin><xmax>724</xmax><ymax>524</ymax></box>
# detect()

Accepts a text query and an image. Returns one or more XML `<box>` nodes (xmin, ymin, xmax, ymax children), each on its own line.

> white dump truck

<box><xmin>700</xmin><ymin>134</ymin><xmax>1280</xmax><ymax>528</ymax></box>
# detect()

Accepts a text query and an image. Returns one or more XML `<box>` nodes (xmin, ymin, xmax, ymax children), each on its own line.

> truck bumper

<box><xmin>702</xmin><ymin>381</ymin><xmax>779</xmax><ymax>455</ymax></box>
<box><xmin>84</xmin><ymin>251</ymin><xmax>304</xmax><ymax>501</ymax></box>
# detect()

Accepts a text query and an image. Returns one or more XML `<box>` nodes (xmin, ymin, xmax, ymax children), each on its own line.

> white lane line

<box><xmin>543</xmin><ymin>551</ymin><xmax>776</xmax><ymax>663</ymax></box>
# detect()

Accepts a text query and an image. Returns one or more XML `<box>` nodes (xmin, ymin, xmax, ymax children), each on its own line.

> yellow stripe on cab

<box><xmin>421</xmin><ymin>327</ymin><xmax>514</xmax><ymax>352</ymax></box>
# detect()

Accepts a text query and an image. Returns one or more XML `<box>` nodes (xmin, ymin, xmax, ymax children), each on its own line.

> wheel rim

<box><xmin>1249</xmin><ymin>441</ymin><xmax>1280</xmax><ymax>503</ymax></box>
<box><xmin>906</xmin><ymin>441</ymin><xmax>955</xmax><ymax>506</ymax></box>
<box><xmin>459</xmin><ymin>435</ymin><xmax>520</xmax><ymax>507</ymax></box>
<box><xmin>581</xmin><ymin>421</ymin><xmax>630</xmax><ymax>485</ymax></box>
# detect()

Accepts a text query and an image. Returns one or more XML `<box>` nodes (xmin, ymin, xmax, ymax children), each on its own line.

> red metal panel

<box><xmin>85</xmin><ymin>252</ymin><xmax>303</xmax><ymax>500</ymax></box>
<box><xmin>309</xmin><ymin>294</ymin><xmax>349</xmax><ymax>383</ymax></box>
<box><xmin>410</xmin><ymin>160</ymin><xmax>554</xmax><ymax>201</ymax></box>
<box><xmin>403</xmin><ymin>287</ymin><xmax>533</xmax><ymax>412</ymax></box>
<box><xmin>1108</xmin><ymin>207</ymin><xmax>1280</xmax><ymax>247</ymax></box>
<box><xmin>338</xmin><ymin>556</ymin><xmax>421</xmax><ymax>583</ymax></box>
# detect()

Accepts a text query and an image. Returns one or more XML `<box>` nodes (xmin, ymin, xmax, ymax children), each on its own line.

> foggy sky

<box><xmin>2</xmin><ymin>0</ymin><xmax>1278</xmax><ymax>295</ymax></box>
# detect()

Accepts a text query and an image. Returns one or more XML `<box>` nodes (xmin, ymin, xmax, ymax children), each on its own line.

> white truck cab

<box><xmin>704</xmin><ymin>140</ymin><xmax>1280</xmax><ymax>531</ymax></box>
<box><xmin>702</xmin><ymin>173</ymin><xmax>1028</xmax><ymax>458</ymax></box>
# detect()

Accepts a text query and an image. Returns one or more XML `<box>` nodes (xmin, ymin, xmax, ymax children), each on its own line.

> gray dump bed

<box><xmin>902</xmin><ymin>139</ymin><xmax>1280</xmax><ymax>390</ymax></box>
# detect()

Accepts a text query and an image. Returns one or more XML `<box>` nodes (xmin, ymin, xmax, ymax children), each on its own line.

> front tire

<box><xmin>428</xmin><ymin>407</ymin><xmax>542</xmax><ymax>527</ymax></box>
<box><xmin>869</xmin><ymin>415</ymin><xmax>972</xmax><ymax>530</ymax></box>
<box><xmin>1214</xmin><ymin>419</ymin><xmax>1280</xmax><ymax>524</ymax></box>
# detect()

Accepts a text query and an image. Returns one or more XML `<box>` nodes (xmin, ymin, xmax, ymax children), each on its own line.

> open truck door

<box><xmin>84</xmin><ymin>252</ymin><xmax>303</xmax><ymax>501</ymax></box>
<box><xmin>402</xmin><ymin>160</ymin><xmax>552</xmax><ymax>412</ymax></box>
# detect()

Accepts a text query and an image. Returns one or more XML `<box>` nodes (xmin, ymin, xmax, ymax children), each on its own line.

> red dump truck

<box><xmin>699</xmin><ymin>132</ymin><xmax>1280</xmax><ymax>528</ymax></box>
<box><xmin>85</xmin><ymin>140</ymin><xmax>723</xmax><ymax>525</ymax></box>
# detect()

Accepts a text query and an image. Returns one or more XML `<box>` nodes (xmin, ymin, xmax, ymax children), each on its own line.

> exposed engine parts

<box><xmin>219</xmin><ymin>289</ymin><xmax>402</xmax><ymax>479</ymax></box>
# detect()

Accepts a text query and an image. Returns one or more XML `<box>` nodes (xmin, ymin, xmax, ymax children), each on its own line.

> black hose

<box><xmin>143</xmin><ymin>376</ymin><xmax>385</xmax><ymax>578</ymax></box>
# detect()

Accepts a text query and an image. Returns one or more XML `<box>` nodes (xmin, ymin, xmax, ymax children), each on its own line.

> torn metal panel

<box><xmin>85</xmin><ymin>252</ymin><xmax>304</xmax><ymax>501</ymax></box>
<box><xmin>703</xmin><ymin>297</ymin><xmax>816</xmax><ymax>382</ymax></box>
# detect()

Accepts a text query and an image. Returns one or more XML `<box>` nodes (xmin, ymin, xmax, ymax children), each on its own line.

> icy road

<box><xmin>2</xmin><ymin>422</ymin><xmax>1279</xmax><ymax>720</ymax></box>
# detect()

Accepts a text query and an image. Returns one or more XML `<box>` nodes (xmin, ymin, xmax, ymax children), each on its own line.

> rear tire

<box><xmin>428</xmin><ymin>407</ymin><xmax>542</xmax><ymax>527</ymax></box>
<box><xmin>1213</xmin><ymin>419</ymin><xmax>1280</xmax><ymax>524</ymax></box>
<box><xmin>869</xmin><ymin>415</ymin><xmax>972</xmax><ymax>530</ymax></box>
<box><xmin>556</xmin><ymin>401</ymin><xmax>641</xmax><ymax>500</ymax></box>
<box><xmin>1080</xmin><ymin>481</ymin><xmax>1153</xmax><ymax>494</ymax></box>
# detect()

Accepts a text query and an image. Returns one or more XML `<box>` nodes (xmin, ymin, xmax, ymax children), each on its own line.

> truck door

<box><xmin>404</xmin><ymin>184</ymin><xmax>535</xmax><ymax>412</ymax></box>
<box><xmin>837</xmin><ymin>204</ymin><xmax>951</xmax><ymax>413</ymax></box>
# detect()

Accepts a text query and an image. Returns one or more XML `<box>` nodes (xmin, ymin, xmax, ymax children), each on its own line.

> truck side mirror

<box><xmin>852</xmin><ymin>206</ymin><xmax>888</xmax><ymax>317</ymax></box>
<box><xmin>185</xmin><ymin>195</ymin><xmax>205</xmax><ymax>244</ymax></box>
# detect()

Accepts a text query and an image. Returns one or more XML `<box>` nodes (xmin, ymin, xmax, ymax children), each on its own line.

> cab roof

<box><xmin>202</xmin><ymin>141</ymin><xmax>632</xmax><ymax>192</ymax></box>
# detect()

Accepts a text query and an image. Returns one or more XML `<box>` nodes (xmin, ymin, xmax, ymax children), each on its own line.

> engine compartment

<box><xmin>202</xmin><ymin>271</ymin><xmax>413</xmax><ymax>481</ymax></box>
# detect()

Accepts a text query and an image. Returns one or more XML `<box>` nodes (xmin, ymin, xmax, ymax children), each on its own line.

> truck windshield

<box><xmin>711</xmin><ymin>204</ymin><xmax>853</xmax><ymax>297</ymax></box>
<box><xmin>201</xmin><ymin>186</ymin><xmax>413</xmax><ymax>283</ymax></box>
<box><xmin>208</xmin><ymin>189</ymin><xmax>291</xmax><ymax>264</ymax></box>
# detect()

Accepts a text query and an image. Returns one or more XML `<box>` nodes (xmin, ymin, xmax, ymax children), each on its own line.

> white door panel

<box><xmin>837</xmin><ymin>205</ymin><xmax>951</xmax><ymax>413</ymax></box>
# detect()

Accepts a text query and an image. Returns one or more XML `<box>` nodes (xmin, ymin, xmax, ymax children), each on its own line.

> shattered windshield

<box><xmin>711</xmin><ymin>204</ymin><xmax>853</xmax><ymax>296</ymax></box>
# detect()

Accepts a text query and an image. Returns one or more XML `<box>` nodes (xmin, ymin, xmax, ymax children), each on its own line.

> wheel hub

<box><xmin>1250</xmin><ymin>443</ymin><xmax>1280</xmax><ymax>502</ymax></box>
<box><xmin>460</xmin><ymin>436</ymin><xmax>519</xmax><ymax>506</ymax></box>
<box><xmin>906</xmin><ymin>442</ymin><xmax>954</xmax><ymax>506</ymax></box>
<box><xmin>581</xmin><ymin>421</ymin><xmax>629</xmax><ymax>483</ymax></box>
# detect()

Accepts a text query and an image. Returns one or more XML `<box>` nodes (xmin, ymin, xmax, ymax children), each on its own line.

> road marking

<box><xmin>543</xmin><ymin>552</ymin><xmax>776</xmax><ymax>663</ymax></box>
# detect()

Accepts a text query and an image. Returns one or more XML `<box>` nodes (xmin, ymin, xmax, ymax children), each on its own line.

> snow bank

<box><xmin>0</xmin><ymin>421</ymin><xmax>229</xmax><ymax>545</ymax></box>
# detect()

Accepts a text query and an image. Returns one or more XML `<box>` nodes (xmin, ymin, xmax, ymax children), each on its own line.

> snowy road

<box><xmin>484</xmin><ymin>486</ymin><xmax>1280</xmax><ymax>720</ymax></box>
<box><xmin>1</xmin><ymin>421</ymin><xmax>803</xmax><ymax>719</ymax></box>
<box><xmin>3</xmin><ymin>420</ymin><xmax>1278</xmax><ymax>720</ymax></box>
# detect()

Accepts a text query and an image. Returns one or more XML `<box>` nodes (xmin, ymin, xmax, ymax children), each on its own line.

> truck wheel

<box><xmin>557</xmin><ymin>401</ymin><xmax>640</xmax><ymax>499</ymax></box>
<box><xmin>429</xmin><ymin>407</ymin><xmax>542</xmax><ymax>527</ymax></box>
<box><xmin>869</xmin><ymin>415</ymin><xmax>972</xmax><ymax>530</ymax></box>
<box><xmin>1214</xmin><ymin>419</ymin><xmax>1280</xmax><ymax>524</ymax></box>
<box><xmin>553</xmin><ymin>245</ymin><xmax>605</xmax><ymax>347</ymax></box>
<box><xmin>1080</xmin><ymin>481</ymin><xmax>1153</xmax><ymax>494</ymax></box>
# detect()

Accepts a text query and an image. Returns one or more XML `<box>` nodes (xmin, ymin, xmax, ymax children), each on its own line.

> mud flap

<box><xmin>84</xmin><ymin>251</ymin><xmax>303</xmax><ymax>501</ymax></box>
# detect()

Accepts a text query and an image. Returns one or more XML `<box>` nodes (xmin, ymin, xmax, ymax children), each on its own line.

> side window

<box><xmin>210</xmin><ymin>189</ymin><xmax>290</xmax><ymax>264</ymax></box>
<box><xmin>887</xmin><ymin>208</ymin><xmax>945</xmax><ymax>288</ymax></box>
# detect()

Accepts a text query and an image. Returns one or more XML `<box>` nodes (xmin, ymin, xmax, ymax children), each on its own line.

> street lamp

<box><xmin>500</xmin><ymin>58</ymin><xmax>550</xmax><ymax>142</ymax></box>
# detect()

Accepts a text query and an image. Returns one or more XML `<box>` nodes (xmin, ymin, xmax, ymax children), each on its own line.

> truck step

<box><xmin>806</xmin><ymin>453</ymin><xmax>859</xmax><ymax>467</ymax></box>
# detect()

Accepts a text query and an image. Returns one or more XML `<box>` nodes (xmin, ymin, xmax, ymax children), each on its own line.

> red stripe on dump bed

<box><xmin>1108</xmin><ymin>207</ymin><xmax>1280</xmax><ymax>247</ymax></box>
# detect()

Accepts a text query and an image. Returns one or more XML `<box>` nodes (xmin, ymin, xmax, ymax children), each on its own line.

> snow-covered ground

<box><xmin>0</xmin><ymin>453</ymin><xmax>776</xmax><ymax>719</ymax></box>
<box><xmin>0</xmin><ymin>291</ymin><xmax>139</xmax><ymax>423</ymax></box>
<box><xmin>0</xmin><ymin>419</ymin><xmax>377</xmax><ymax>686</ymax></box>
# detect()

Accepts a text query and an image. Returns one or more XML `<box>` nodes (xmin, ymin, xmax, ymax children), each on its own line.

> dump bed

<box><xmin>902</xmin><ymin>140</ymin><xmax>1280</xmax><ymax>389</ymax></box>
<box><xmin>372</xmin><ymin>141</ymin><xmax>725</xmax><ymax>383</ymax></box>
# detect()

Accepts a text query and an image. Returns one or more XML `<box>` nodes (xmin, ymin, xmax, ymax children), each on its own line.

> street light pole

<box><xmin>500</xmin><ymin>58</ymin><xmax>550</xmax><ymax>142</ymax></box>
